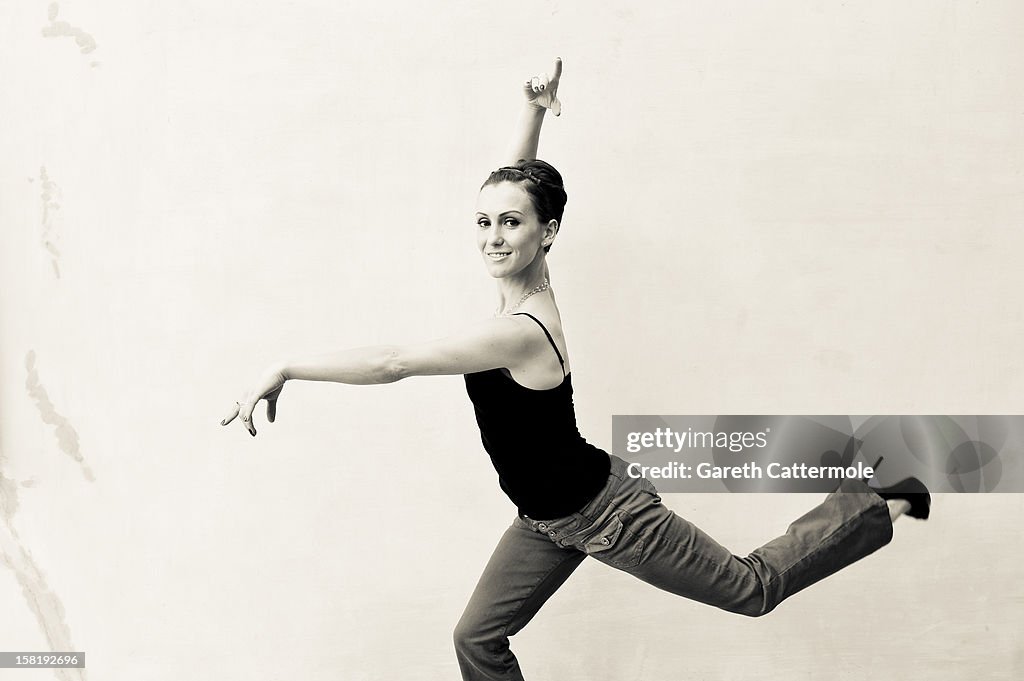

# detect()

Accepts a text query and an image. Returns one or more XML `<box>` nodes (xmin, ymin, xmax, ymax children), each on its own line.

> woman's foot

<box><xmin>886</xmin><ymin>499</ymin><xmax>912</xmax><ymax>522</ymax></box>
<box><xmin>870</xmin><ymin>477</ymin><xmax>931</xmax><ymax>520</ymax></box>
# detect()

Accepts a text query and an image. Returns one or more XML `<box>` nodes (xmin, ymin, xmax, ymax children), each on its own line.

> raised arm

<box><xmin>221</xmin><ymin>317</ymin><xmax>546</xmax><ymax>435</ymax></box>
<box><xmin>503</xmin><ymin>57</ymin><xmax>563</xmax><ymax>164</ymax></box>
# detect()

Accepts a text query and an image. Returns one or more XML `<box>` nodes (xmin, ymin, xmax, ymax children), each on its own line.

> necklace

<box><xmin>495</xmin><ymin>277</ymin><xmax>550</xmax><ymax>317</ymax></box>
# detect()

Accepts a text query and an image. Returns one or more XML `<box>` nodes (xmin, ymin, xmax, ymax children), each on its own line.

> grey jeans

<box><xmin>454</xmin><ymin>454</ymin><xmax>893</xmax><ymax>681</ymax></box>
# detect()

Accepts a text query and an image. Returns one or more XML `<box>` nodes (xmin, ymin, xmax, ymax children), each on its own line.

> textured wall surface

<box><xmin>2</xmin><ymin>2</ymin><xmax>1022</xmax><ymax>680</ymax></box>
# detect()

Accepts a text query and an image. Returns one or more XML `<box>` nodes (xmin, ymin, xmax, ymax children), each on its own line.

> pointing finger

<box><xmin>221</xmin><ymin>402</ymin><xmax>240</xmax><ymax>426</ymax></box>
<box><xmin>267</xmin><ymin>398</ymin><xmax>277</xmax><ymax>423</ymax></box>
<box><xmin>551</xmin><ymin>57</ymin><xmax>562</xmax><ymax>81</ymax></box>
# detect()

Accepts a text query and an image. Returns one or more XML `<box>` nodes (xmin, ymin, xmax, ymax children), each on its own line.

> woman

<box><xmin>220</xmin><ymin>58</ymin><xmax>930</xmax><ymax>681</ymax></box>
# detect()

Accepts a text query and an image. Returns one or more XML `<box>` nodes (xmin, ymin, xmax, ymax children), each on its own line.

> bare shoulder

<box><xmin>506</xmin><ymin>309</ymin><xmax>568</xmax><ymax>349</ymax></box>
<box><xmin>460</xmin><ymin>314</ymin><xmax>541</xmax><ymax>347</ymax></box>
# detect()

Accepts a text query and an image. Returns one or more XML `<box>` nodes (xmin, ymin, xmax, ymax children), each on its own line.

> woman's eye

<box><xmin>503</xmin><ymin>218</ymin><xmax>519</xmax><ymax>226</ymax></box>
<box><xmin>477</xmin><ymin>220</ymin><xmax>490</xmax><ymax>228</ymax></box>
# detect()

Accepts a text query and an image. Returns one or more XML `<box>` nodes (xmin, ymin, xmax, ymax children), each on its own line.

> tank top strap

<box><xmin>511</xmin><ymin>312</ymin><xmax>565</xmax><ymax>376</ymax></box>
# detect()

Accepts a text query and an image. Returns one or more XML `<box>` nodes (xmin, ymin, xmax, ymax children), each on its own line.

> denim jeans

<box><xmin>454</xmin><ymin>454</ymin><xmax>893</xmax><ymax>680</ymax></box>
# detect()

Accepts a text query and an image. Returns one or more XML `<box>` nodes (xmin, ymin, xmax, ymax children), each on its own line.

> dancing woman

<box><xmin>220</xmin><ymin>58</ymin><xmax>931</xmax><ymax>681</ymax></box>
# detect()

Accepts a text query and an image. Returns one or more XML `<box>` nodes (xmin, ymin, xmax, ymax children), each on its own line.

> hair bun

<box><xmin>482</xmin><ymin>159</ymin><xmax>568</xmax><ymax>254</ymax></box>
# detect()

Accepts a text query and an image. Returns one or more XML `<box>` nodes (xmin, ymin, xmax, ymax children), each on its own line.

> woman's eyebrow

<box><xmin>475</xmin><ymin>210</ymin><xmax>526</xmax><ymax>217</ymax></box>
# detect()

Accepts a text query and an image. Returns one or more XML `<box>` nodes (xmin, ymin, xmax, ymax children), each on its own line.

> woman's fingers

<box><xmin>220</xmin><ymin>402</ymin><xmax>240</xmax><ymax>426</ymax></box>
<box><xmin>239</xmin><ymin>398</ymin><xmax>257</xmax><ymax>436</ymax></box>
<box><xmin>220</xmin><ymin>400</ymin><xmax>254</xmax><ymax>435</ymax></box>
<box><xmin>547</xmin><ymin>57</ymin><xmax>562</xmax><ymax>116</ymax></box>
<box><xmin>263</xmin><ymin>383</ymin><xmax>283</xmax><ymax>424</ymax></box>
<box><xmin>523</xmin><ymin>58</ymin><xmax>563</xmax><ymax>115</ymax></box>
<box><xmin>530</xmin><ymin>58</ymin><xmax>562</xmax><ymax>92</ymax></box>
<box><xmin>223</xmin><ymin>367</ymin><xmax>286</xmax><ymax>437</ymax></box>
<box><xmin>549</xmin><ymin>95</ymin><xmax>562</xmax><ymax>117</ymax></box>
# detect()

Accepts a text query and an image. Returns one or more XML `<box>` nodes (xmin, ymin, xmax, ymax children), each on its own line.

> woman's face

<box><xmin>475</xmin><ymin>181</ymin><xmax>548</xmax><ymax>278</ymax></box>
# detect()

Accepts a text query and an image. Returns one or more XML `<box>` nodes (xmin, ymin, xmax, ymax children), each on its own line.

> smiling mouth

<box><xmin>487</xmin><ymin>252</ymin><xmax>511</xmax><ymax>260</ymax></box>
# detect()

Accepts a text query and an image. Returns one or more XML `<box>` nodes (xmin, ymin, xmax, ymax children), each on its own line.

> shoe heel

<box><xmin>858</xmin><ymin>456</ymin><xmax>884</xmax><ymax>483</ymax></box>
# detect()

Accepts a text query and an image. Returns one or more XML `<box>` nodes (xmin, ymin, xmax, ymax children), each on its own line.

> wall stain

<box><xmin>41</xmin><ymin>3</ymin><xmax>99</xmax><ymax>67</ymax></box>
<box><xmin>38</xmin><ymin>167</ymin><xmax>62</xmax><ymax>279</ymax></box>
<box><xmin>0</xmin><ymin>458</ymin><xmax>19</xmax><ymax>526</ymax></box>
<box><xmin>1</xmin><ymin>447</ymin><xmax>87</xmax><ymax>681</ymax></box>
<box><xmin>24</xmin><ymin>351</ymin><xmax>95</xmax><ymax>482</ymax></box>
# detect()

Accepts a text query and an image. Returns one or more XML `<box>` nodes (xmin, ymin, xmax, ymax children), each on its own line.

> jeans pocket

<box><xmin>580</xmin><ymin>511</ymin><xmax>644</xmax><ymax>569</ymax></box>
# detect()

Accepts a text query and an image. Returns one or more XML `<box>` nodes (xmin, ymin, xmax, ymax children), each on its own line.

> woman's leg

<box><xmin>546</xmin><ymin>456</ymin><xmax>894</xmax><ymax>617</ymax></box>
<box><xmin>454</xmin><ymin>516</ymin><xmax>588</xmax><ymax>681</ymax></box>
<box><xmin>633</xmin><ymin>477</ymin><xmax>893</xmax><ymax>616</ymax></box>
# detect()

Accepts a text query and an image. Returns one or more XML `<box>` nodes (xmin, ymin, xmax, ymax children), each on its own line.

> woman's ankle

<box><xmin>887</xmin><ymin>499</ymin><xmax>911</xmax><ymax>523</ymax></box>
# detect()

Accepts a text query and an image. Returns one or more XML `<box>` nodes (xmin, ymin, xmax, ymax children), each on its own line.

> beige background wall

<box><xmin>2</xmin><ymin>1</ymin><xmax>1022</xmax><ymax>679</ymax></box>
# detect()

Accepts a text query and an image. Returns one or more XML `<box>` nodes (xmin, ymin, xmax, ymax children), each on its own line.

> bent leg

<box><xmin>570</xmin><ymin>474</ymin><xmax>893</xmax><ymax>617</ymax></box>
<box><xmin>454</xmin><ymin>516</ymin><xmax>588</xmax><ymax>681</ymax></box>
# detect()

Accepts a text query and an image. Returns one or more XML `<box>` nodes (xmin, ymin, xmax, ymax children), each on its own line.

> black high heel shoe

<box><xmin>863</xmin><ymin>456</ymin><xmax>931</xmax><ymax>520</ymax></box>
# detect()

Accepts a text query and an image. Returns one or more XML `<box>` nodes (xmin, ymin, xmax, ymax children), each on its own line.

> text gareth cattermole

<box><xmin>625</xmin><ymin>427</ymin><xmax>770</xmax><ymax>454</ymax></box>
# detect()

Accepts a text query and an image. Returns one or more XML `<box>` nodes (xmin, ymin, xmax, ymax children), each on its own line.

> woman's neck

<box><xmin>495</xmin><ymin>260</ymin><xmax>550</xmax><ymax>315</ymax></box>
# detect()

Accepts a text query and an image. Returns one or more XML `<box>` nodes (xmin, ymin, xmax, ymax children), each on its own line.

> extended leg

<box><xmin>578</xmin><ymin>476</ymin><xmax>893</xmax><ymax>617</ymax></box>
<box><xmin>454</xmin><ymin>517</ymin><xmax>588</xmax><ymax>681</ymax></box>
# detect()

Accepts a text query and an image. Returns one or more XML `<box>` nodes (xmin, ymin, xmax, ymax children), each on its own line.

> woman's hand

<box><xmin>523</xmin><ymin>57</ymin><xmax>562</xmax><ymax>116</ymax></box>
<box><xmin>220</xmin><ymin>364</ymin><xmax>288</xmax><ymax>437</ymax></box>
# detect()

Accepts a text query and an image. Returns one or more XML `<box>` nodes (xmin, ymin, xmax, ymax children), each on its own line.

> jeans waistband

<box><xmin>520</xmin><ymin>454</ymin><xmax>629</xmax><ymax>542</ymax></box>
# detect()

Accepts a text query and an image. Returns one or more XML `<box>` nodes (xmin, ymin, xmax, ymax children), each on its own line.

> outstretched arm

<box><xmin>220</xmin><ymin>317</ymin><xmax>546</xmax><ymax>435</ymax></box>
<box><xmin>281</xmin><ymin>316</ymin><xmax>534</xmax><ymax>384</ymax></box>
<box><xmin>503</xmin><ymin>57</ymin><xmax>563</xmax><ymax>164</ymax></box>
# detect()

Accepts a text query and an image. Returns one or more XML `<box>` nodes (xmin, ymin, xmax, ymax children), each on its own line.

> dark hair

<box><xmin>481</xmin><ymin>159</ymin><xmax>567</xmax><ymax>254</ymax></box>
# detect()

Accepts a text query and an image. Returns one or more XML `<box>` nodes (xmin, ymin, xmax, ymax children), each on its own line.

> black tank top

<box><xmin>463</xmin><ymin>312</ymin><xmax>611</xmax><ymax>520</ymax></box>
